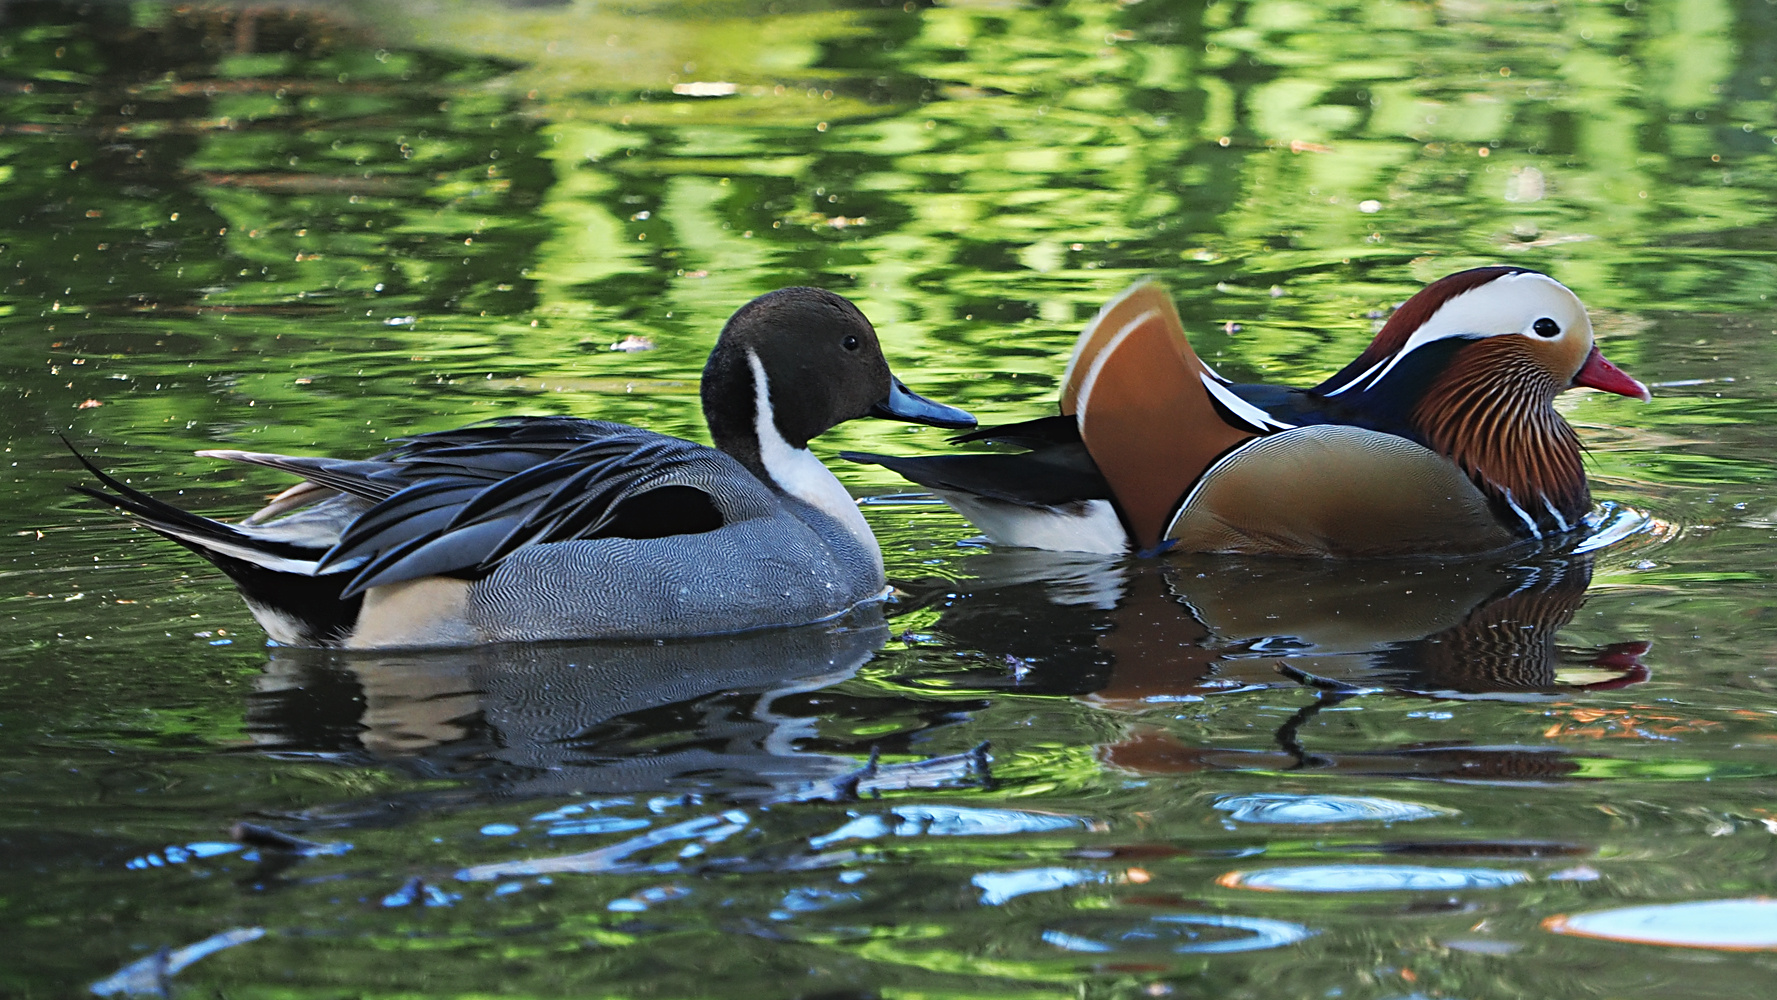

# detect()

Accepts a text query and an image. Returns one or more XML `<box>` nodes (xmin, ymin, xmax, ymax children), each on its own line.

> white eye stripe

<box><xmin>1330</xmin><ymin>272</ymin><xmax>1588</xmax><ymax>396</ymax></box>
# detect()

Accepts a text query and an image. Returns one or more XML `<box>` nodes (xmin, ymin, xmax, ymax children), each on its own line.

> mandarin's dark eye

<box><xmin>1532</xmin><ymin>318</ymin><xmax>1560</xmax><ymax>337</ymax></box>
<box><xmin>842</xmin><ymin>335</ymin><xmax>860</xmax><ymax>351</ymax></box>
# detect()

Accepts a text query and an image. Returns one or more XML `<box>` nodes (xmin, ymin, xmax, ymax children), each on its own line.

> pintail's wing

<box><xmin>176</xmin><ymin>417</ymin><xmax>765</xmax><ymax>598</ymax></box>
<box><xmin>301</xmin><ymin>418</ymin><xmax>762</xmax><ymax>596</ymax></box>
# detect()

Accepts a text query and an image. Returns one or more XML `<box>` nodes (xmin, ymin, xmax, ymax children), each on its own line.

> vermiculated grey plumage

<box><xmin>465</xmin><ymin>491</ymin><xmax>883</xmax><ymax>641</ymax></box>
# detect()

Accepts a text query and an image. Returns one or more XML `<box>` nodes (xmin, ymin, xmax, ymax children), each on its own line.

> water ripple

<box><xmin>1214</xmin><ymin>793</ymin><xmax>1453</xmax><ymax>825</ymax></box>
<box><xmin>124</xmin><ymin>841</ymin><xmax>241</xmax><ymax>870</ymax></box>
<box><xmin>974</xmin><ymin>867</ymin><xmax>1109</xmax><ymax>905</ymax></box>
<box><xmin>1041</xmin><ymin>914</ymin><xmax>1315</xmax><ymax>954</ymax></box>
<box><xmin>1220</xmin><ymin>864</ymin><xmax>1529</xmax><ymax>892</ymax></box>
<box><xmin>1545</xmin><ymin>898</ymin><xmax>1777</xmax><ymax>950</ymax></box>
<box><xmin>91</xmin><ymin>927</ymin><xmax>265</xmax><ymax>996</ymax></box>
<box><xmin>1574</xmin><ymin>502</ymin><xmax>1676</xmax><ymax>554</ymax></box>
<box><xmin>457</xmin><ymin>811</ymin><xmax>748</xmax><ymax>881</ymax></box>
<box><xmin>546</xmin><ymin>816</ymin><xmax>652</xmax><ymax>837</ymax></box>
<box><xmin>810</xmin><ymin>805</ymin><xmax>1099</xmax><ymax>849</ymax></box>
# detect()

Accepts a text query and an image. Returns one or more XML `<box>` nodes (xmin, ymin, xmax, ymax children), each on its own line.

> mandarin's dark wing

<box><xmin>211</xmin><ymin>417</ymin><xmax>746</xmax><ymax>598</ymax></box>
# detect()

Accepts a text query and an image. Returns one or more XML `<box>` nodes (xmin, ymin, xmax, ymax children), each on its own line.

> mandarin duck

<box><xmin>73</xmin><ymin>288</ymin><xmax>973</xmax><ymax>648</ymax></box>
<box><xmin>846</xmin><ymin>267</ymin><xmax>1648</xmax><ymax>558</ymax></box>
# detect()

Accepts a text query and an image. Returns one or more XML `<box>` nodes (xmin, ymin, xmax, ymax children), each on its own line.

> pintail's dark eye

<box><xmin>1532</xmin><ymin>317</ymin><xmax>1561</xmax><ymax>337</ymax></box>
<box><xmin>842</xmin><ymin>334</ymin><xmax>860</xmax><ymax>351</ymax></box>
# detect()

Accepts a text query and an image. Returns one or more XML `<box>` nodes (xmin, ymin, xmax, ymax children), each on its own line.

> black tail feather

<box><xmin>949</xmin><ymin>413</ymin><xmax>1080</xmax><ymax>448</ymax></box>
<box><xmin>841</xmin><ymin>450</ymin><xmax>1112</xmax><ymax>507</ymax></box>
<box><xmin>65</xmin><ymin>440</ymin><xmax>361</xmax><ymax>644</ymax></box>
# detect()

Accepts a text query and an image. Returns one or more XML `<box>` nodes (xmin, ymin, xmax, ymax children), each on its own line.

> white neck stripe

<box><xmin>745</xmin><ymin>348</ymin><xmax>882</xmax><ymax>573</ymax></box>
<box><xmin>1200</xmin><ymin>371</ymin><xmax>1295</xmax><ymax>431</ymax></box>
<box><xmin>1323</xmin><ymin>355</ymin><xmax>1387</xmax><ymax>396</ymax></box>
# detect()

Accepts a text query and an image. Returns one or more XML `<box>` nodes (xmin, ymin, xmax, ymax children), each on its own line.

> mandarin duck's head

<box><xmin>1315</xmin><ymin>267</ymin><xmax>1648</xmax><ymax>537</ymax></box>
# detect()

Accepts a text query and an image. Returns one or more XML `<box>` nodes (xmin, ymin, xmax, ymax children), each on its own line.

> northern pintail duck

<box><xmin>846</xmin><ymin>267</ymin><xmax>1648</xmax><ymax>558</ymax></box>
<box><xmin>74</xmin><ymin>288</ymin><xmax>973</xmax><ymax>647</ymax></box>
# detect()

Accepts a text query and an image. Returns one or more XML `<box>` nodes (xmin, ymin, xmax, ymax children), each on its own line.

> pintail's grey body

<box><xmin>74</xmin><ymin>289</ymin><xmax>973</xmax><ymax>648</ymax></box>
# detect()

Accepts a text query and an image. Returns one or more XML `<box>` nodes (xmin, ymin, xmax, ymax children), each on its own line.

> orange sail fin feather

<box><xmin>850</xmin><ymin>267</ymin><xmax>1650</xmax><ymax>558</ymax></box>
<box><xmin>1062</xmin><ymin>281</ymin><xmax>1188</xmax><ymax>415</ymax></box>
<box><xmin>1070</xmin><ymin>282</ymin><xmax>1254</xmax><ymax>552</ymax></box>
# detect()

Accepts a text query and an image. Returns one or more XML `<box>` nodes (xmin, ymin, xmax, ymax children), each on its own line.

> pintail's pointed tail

<box><xmin>66</xmin><ymin>441</ymin><xmax>365</xmax><ymax>644</ymax></box>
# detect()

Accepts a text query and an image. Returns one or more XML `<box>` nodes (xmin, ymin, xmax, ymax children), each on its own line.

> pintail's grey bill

<box><xmin>871</xmin><ymin>377</ymin><xmax>976</xmax><ymax>429</ymax></box>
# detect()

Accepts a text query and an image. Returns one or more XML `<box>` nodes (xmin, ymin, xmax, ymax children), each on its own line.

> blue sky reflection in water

<box><xmin>2</xmin><ymin>0</ymin><xmax>1777</xmax><ymax>996</ymax></box>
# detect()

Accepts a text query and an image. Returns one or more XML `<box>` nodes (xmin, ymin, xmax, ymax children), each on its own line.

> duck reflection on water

<box><xmin>913</xmin><ymin>541</ymin><xmax>1648</xmax><ymax>698</ymax></box>
<box><xmin>242</xmin><ymin>531</ymin><xmax>1652</xmax><ymax>809</ymax></box>
<box><xmin>246</xmin><ymin>609</ymin><xmax>985</xmax><ymax>811</ymax></box>
<box><xmin>902</xmin><ymin>534</ymin><xmax>1650</xmax><ymax>779</ymax></box>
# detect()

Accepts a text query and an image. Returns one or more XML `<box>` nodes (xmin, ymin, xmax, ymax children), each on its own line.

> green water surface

<box><xmin>3</xmin><ymin>1</ymin><xmax>1776</xmax><ymax>996</ymax></box>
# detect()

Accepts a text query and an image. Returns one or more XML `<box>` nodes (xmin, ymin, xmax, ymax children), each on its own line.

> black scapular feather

<box><xmin>314</xmin><ymin>418</ymin><xmax>735</xmax><ymax>597</ymax></box>
<box><xmin>71</xmin><ymin>419</ymin><xmax>738</xmax><ymax>603</ymax></box>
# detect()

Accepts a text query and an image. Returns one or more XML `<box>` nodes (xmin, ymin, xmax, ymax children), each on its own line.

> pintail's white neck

<box><xmin>746</xmin><ymin>348</ymin><xmax>882</xmax><ymax>573</ymax></box>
